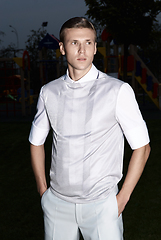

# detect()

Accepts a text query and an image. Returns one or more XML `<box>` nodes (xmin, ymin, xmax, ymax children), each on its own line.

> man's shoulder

<box><xmin>98</xmin><ymin>70</ymin><xmax>124</xmax><ymax>89</ymax></box>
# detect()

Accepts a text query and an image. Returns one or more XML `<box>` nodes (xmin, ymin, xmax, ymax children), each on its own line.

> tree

<box><xmin>0</xmin><ymin>43</ymin><xmax>17</xmax><ymax>58</ymax></box>
<box><xmin>25</xmin><ymin>28</ymin><xmax>47</xmax><ymax>92</ymax></box>
<box><xmin>138</xmin><ymin>22</ymin><xmax>161</xmax><ymax>81</ymax></box>
<box><xmin>0</xmin><ymin>31</ymin><xmax>21</xmax><ymax>58</ymax></box>
<box><xmin>0</xmin><ymin>31</ymin><xmax>5</xmax><ymax>46</ymax></box>
<box><xmin>25</xmin><ymin>28</ymin><xmax>47</xmax><ymax>63</ymax></box>
<box><xmin>25</xmin><ymin>28</ymin><xmax>60</xmax><ymax>92</ymax></box>
<box><xmin>85</xmin><ymin>0</ymin><xmax>161</xmax><ymax>80</ymax></box>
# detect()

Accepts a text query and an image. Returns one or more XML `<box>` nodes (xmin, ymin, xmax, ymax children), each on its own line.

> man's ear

<box><xmin>59</xmin><ymin>42</ymin><xmax>65</xmax><ymax>55</ymax></box>
<box><xmin>94</xmin><ymin>42</ymin><xmax>97</xmax><ymax>55</ymax></box>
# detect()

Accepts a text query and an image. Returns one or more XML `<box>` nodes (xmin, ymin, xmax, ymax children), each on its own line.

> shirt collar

<box><xmin>64</xmin><ymin>64</ymin><xmax>99</xmax><ymax>83</ymax></box>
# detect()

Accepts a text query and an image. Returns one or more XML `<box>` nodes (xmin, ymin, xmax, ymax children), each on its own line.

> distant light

<box><xmin>42</xmin><ymin>22</ymin><xmax>48</xmax><ymax>27</ymax></box>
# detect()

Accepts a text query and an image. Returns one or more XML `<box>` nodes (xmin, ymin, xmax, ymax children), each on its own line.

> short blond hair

<box><xmin>59</xmin><ymin>17</ymin><xmax>97</xmax><ymax>43</ymax></box>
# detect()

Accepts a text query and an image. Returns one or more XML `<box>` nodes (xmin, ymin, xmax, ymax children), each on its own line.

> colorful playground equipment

<box><xmin>0</xmin><ymin>50</ymin><xmax>32</xmax><ymax>116</ymax></box>
<box><xmin>1</xmin><ymin>31</ymin><xmax>160</xmax><ymax>117</ymax></box>
<box><xmin>122</xmin><ymin>45</ymin><xmax>161</xmax><ymax>110</ymax></box>
<box><xmin>98</xmin><ymin>29</ymin><xmax>161</xmax><ymax>110</ymax></box>
<box><xmin>0</xmin><ymin>33</ymin><xmax>62</xmax><ymax>116</ymax></box>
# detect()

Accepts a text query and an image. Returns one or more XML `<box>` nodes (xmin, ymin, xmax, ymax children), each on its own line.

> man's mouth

<box><xmin>77</xmin><ymin>58</ymin><xmax>86</xmax><ymax>61</ymax></box>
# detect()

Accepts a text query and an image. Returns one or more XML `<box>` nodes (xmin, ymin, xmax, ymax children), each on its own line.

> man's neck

<box><xmin>68</xmin><ymin>64</ymin><xmax>92</xmax><ymax>81</ymax></box>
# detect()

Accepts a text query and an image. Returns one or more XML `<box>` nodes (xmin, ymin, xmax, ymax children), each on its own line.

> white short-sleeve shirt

<box><xmin>29</xmin><ymin>64</ymin><xmax>149</xmax><ymax>203</ymax></box>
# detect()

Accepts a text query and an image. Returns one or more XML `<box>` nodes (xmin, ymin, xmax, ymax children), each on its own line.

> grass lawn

<box><xmin>0</xmin><ymin>119</ymin><xmax>161</xmax><ymax>240</ymax></box>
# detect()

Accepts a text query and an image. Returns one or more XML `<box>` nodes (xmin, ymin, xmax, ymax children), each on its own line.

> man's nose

<box><xmin>79</xmin><ymin>43</ymin><xmax>85</xmax><ymax>53</ymax></box>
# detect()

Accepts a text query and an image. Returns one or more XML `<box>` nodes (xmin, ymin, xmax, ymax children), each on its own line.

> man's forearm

<box><xmin>30</xmin><ymin>144</ymin><xmax>47</xmax><ymax>197</ymax></box>
<box><xmin>117</xmin><ymin>143</ymin><xmax>151</xmax><ymax>216</ymax></box>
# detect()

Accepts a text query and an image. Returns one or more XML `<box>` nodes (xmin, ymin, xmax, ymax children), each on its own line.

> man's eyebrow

<box><xmin>67</xmin><ymin>38</ymin><xmax>94</xmax><ymax>43</ymax></box>
<box><xmin>67</xmin><ymin>39</ymin><xmax>78</xmax><ymax>42</ymax></box>
<box><xmin>71</xmin><ymin>39</ymin><xmax>92</xmax><ymax>41</ymax></box>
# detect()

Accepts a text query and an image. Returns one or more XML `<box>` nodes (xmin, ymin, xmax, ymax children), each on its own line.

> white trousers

<box><xmin>41</xmin><ymin>187</ymin><xmax>123</xmax><ymax>240</ymax></box>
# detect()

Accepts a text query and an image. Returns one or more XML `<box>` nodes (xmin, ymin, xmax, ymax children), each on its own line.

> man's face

<box><xmin>59</xmin><ymin>28</ymin><xmax>97</xmax><ymax>79</ymax></box>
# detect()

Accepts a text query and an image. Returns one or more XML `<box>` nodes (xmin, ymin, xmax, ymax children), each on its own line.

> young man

<box><xmin>29</xmin><ymin>17</ymin><xmax>150</xmax><ymax>240</ymax></box>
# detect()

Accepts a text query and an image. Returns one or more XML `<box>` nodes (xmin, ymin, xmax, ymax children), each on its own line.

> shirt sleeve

<box><xmin>29</xmin><ymin>87</ymin><xmax>50</xmax><ymax>146</ymax></box>
<box><xmin>115</xmin><ymin>83</ymin><xmax>150</xmax><ymax>150</ymax></box>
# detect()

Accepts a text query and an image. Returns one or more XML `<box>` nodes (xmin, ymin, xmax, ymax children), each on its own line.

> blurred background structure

<box><xmin>1</xmin><ymin>0</ymin><xmax>161</xmax><ymax>117</ymax></box>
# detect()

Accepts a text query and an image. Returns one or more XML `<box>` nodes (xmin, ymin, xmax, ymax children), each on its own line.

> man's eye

<box><xmin>72</xmin><ymin>42</ymin><xmax>77</xmax><ymax>45</ymax></box>
<box><xmin>86</xmin><ymin>41</ymin><xmax>91</xmax><ymax>45</ymax></box>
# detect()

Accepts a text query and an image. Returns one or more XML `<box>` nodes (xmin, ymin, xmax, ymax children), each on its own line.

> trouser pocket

<box><xmin>41</xmin><ymin>188</ymin><xmax>50</xmax><ymax>210</ymax></box>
